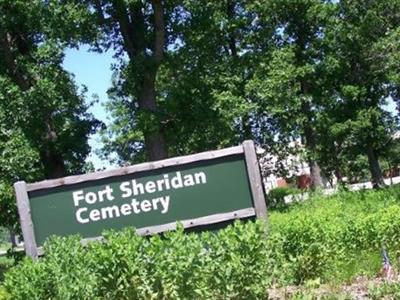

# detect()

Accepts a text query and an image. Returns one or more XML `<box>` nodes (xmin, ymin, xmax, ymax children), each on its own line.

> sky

<box><xmin>63</xmin><ymin>45</ymin><xmax>115</xmax><ymax>170</ymax></box>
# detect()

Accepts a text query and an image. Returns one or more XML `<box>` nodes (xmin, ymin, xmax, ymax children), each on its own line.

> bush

<box><xmin>0</xmin><ymin>287</ymin><xmax>10</xmax><ymax>300</ymax></box>
<box><xmin>4</xmin><ymin>221</ymin><xmax>272</xmax><ymax>300</ymax></box>
<box><xmin>4</xmin><ymin>185</ymin><xmax>400</xmax><ymax>297</ymax></box>
<box><xmin>0</xmin><ymin>256</ymin><xmax>14</xmax><ymax>282</ymax></box>
<box><xmin>267</xmin><ymin>185</ymin><xmax>400</xmax><ymax>284</ymax></box>
<box><xmin>267</xmin><ymin>187</ymin><xmax>301</xmax><ymax>208</ymax></box>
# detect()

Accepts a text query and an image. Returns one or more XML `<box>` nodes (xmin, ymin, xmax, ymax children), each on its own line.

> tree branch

<box><xmin>151</xmin><ymin>0</ymin><xmax>165</xmax><ymax>64</ymax></box>
<box><xmin>227</xmin><ymin>0</ymin><xmax>238</xmax><ymax>58</ymax></box>
<box><xmin>0</xmin><ymin>31</ymin><xmax>30</xmax><ymax>90</ymax></box>
<box><xmin>111</xmin><ymin>0</ymin><xmax>136</xmax><ymax>59</ymax></box>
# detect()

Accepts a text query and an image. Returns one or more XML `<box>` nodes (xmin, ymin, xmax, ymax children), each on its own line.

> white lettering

<box><xmin>85</xmin><ymin>192</ymin><xmax>97</xmax><ymax>204</ymax></box>
<box><xmin>120</xmin><ymin>203</ymin><xmax>132</xmax><ymax>216</ymax></box>
<box><xmin>156</xmin><ymin>179</ymin><xmax>164</xmax><ymax>191</ymax></box>
<box><xmin>140</xmin><ymin>200</ymin><xmax>152</xmax><ymax>212</ymax></box>
<box><xmin>194</xmin><ymin>172</ymin><xmax>207</xmax><ymax>184</ymax></box>
<box><xmin>163</xmin><ymin>174</ymin><xmax>171</xmax><ymax>190</ymax></box>
<box><xmin>89</xmin><ymin>209</ymin><xmax>101</xmax><ymax>221</ymax></box>
<box><xmin>183</xmin><ymin>174</ymin><xmax>195</xmax><ymax>186</ymax></box>
<box><xmin>73</xmin><ymin>191</ymin><xmax>84</xmax><ymax>207</ymax></box>
<box><xmin>76</xmin><ymin>207</ymin><xmax>89</xmax><ymax>224</ymax></box>
<box><xmin>101</xmin><ymin>206</ymin><xmax>120</xmax><ymax>219</ymax></box>
<box><xmin>151</xmin><ymin>197</ymin><xmax>160</xmax><ymax>210</ymax></box>
<box><xmin>145</xmin><ymin>181</ymin><xmax>156</xmax><ymax>193</ymax></box>
<box><xmin>97</xmin><ymin>185</ymin><xmax>114</xmax><ymax>201</ymax></box>
<box><xmin>171</xmin><ymin>172</ymin><xmax>183</xmax><ymax>188</ymax></box>
<box><xmin>132</xmin><ymin>180</ymin><xmax>144</xmax><ymax>196</ymax></box>
<box><xmin>131</xmin><ymin>199</ymin><xmax>141</xmax><ymax>213</ymax></box>
<box><xmin>160</xmin><ymin>196</ymin><xmax>170</xmax><ymax>214</ymax></box>
<box><xmin>120</xmin><ymin>182</ymin><xmax>132</xmax><ymax>198</ymax></box>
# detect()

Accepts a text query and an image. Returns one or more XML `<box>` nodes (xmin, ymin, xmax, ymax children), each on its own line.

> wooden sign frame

<box><xmin>14</xmin><ymin>140</ymin><xmax>267</xmax><ymax>258</ymax></box>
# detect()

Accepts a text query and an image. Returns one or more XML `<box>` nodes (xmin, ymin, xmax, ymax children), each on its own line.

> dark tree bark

<box><xmin>139</xmin><ymin>70</ymin><xmax>168</xmax><ymax>160</ymax></box>
<box><xmin>40</xmin><ymin>118</ymin><xmax>66</xmax><ymax>178</ymax></box>
<box><xmin>366</xmin><ymin>145</ymin><xmax>386</xmax><ymax>188</ymax></box>
<box><xmin>304</xmin><ymin>120</ymin><xmax>324</xmax><ymax>188</ymax></box>
<box><xmin>0</xmin><ymin>32</ymin><xmax>30</xmax><ymax>90</ymax></box>
<box><xmin>226</xmin><ymin>0</ymin><xmax>238</xmax><ymax>58</ymax></box>
<box><xmin>308</xmin><ymin>159</ymin><xmax>323</xmax><ymax>188</ymax></box>
<box><xmin>293</xmin><ymin>23</ymin><xmax>325</xmax><ymax>189</ymax></box>
<box><xmin>40</xmin><ymin>150</ymin><xmax>66</xmax><ymax>179</ymax></box>
<box><xmin>302</xmin><ymin>101</ymin><xmax>324</xmax><ymax>189</ymax></box>
<box><xmin>112</xmin><ymin>0</ymin><xmax>168</xmax><ymax>161</ymax></box>
<box><xmin>334</xmin><ymin>164</ymin><xmax>343</xmax><ymax>184</ymax></box>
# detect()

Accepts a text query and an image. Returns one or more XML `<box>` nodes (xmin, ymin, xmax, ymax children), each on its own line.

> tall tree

<box><xmin>0</xmin><ymin>0</ymin><xmax>99</xmax><ymax>229</ymax></box>
<box><xmin>100</xmin><ymin>0</ymin><xmax>273</xmax><ymax>164</ymax></box>
<box><xmin>158</xmin><ymin>1</ymin><xmax>268</xmax><ymax>154</ymax></box>
<box><xmin>328</xmin><ymin>0</ymin><xmax>400</xmax><ymax>187</ymax></box>
<box><xmin>0</xmin><ymin>0</ymin><xmax>99</xmax><ymax>178</ymax></box>
<box><xmin>87</xmin><ymin>0</ymin><xmax>174</xmax><ymax>162</ymax></box>
<box><xmin>247</xmin><ymin>0</ymin><xmax>337</xmax><ymax>188</ymax></box>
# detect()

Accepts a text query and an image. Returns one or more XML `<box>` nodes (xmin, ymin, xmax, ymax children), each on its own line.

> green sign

<box><xmin>15</xmin><ymin>141</ymin><xmax>267</xmax><ymax>258</ymax></box>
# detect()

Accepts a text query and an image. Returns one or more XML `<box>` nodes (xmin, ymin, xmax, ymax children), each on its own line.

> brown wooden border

<box><xmin>14</xmin><ymin>182</ymin><xmax>39</xmax><ymax>259</ymax></box>
<box><xmin>14</xmin><ymin>140</ymin><xmax>267</xmax><ymax>258</ymax></box>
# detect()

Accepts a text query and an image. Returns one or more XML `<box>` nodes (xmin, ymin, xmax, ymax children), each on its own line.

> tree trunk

<box><xmin>389</xmin><ymin>163</ymin><xmax>393</xmax><ymax>185</ymax></box>
<box><xmin>40</xmin><ymin>150</ymin><xmax>66</xmax><ymax>179</ymax></box>
<box><xmin>139</xmin><ymin>70</ymin><xmax>168</xmax><ymax>161</ymax></box>
<box><xmin>302</xmin><ymin>102</ymin><xmax>324</xmax><ymax>189</ymax></box>
<box><xmin>309</xmin><ymin>159</ymin><xmax>323</xmax><ymax>188</ymax></box>
<box><xmin>366</xmin><ymin>146</ymin><xmax>385</xmax><ymax>188</ymax></box>
<box><xmin>241</xmin><ymin>115</ymin><xmax>252</xmax><ymax>141</ymax></box>
<box><xmin>112</xmin><ymin>0</ymin><xmax>168</xmax><ymax>161</ymax></box>
<box><xmin>226</xmin><ymin>0</ymin><xmax>238</xmax><ymax>58</ymax></box>
<box><xmin>9</xmin><ymin>229</ymin><xmax>17</xmax><ymax>248</ymax></box>
<box><xmin>334</xmin><ymin>164</ymin><xmax>343</xmax><ymax>184</ymax></box>
<box><xmin>303</xmin><ymin>127</ymin><xmax>324</xmax><ymax>189</ymax></box>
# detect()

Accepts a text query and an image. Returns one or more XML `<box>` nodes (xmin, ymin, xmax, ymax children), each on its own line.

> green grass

<box><xmin>268</xmin><ymin>184</ymin><xmax>400</xmax><ymax>284</ymax></box>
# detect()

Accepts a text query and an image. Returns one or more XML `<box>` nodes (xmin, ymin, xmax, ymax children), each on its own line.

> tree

<box><xmin>82</xmin><ymin>0</ymin><xmax>177</xmax><ymax>162</ymax></box>
<box><xmin>327</xmin><ymin>0</ymin><xmax>400</xmax><ymax>187</ymax></box>
<box><xmin>100</xmin><ymin>0</ymin><xmax>274</xmax><ymax>164</ymax></box>
<box><xmin>0</xmin><ymin>0</ymin><xmax>99</xmax><ymax>178</ymax></box>
<box><xmin>156</xmin><ymin>1</ymin><xmax>269</xmax><ymax>156</ymax></box>
<box><xmin>0</xmin><ymin>0</ymin><xmax>99</xmax><ymax>229</ymax></box>
<box><xmin>375</xmin><ymin>27</ymin><xmax>400</xmax><ymax>114</ymax></box>
<box><xmin>247</xmin><ymin>0</ymin><xmax>338</xmax><ymax>188</ymax></box>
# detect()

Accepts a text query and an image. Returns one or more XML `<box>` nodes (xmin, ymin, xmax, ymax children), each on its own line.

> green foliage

<box><xmin>268</xmin><ymin>185</ymin><xmax>400</xmax><ymax>284</ymax></box>
<box><xmin>268</xmin><ymin>187</ymin><xmax>301</xmax><ymax>208</ymax></box>
<box><xmin>0</xmin><ymin>286</ymin><xmax>10</xmax><ymax>300</ymax></box>
<box><xmin>3</xmin><ymin>187</ymin><xmax>400</xmax><ymax>298</ymax></box>
<box><xmin>0</xmin><ymin>0</ymin><xmax>100</xmax><ymax>229</ymax></box>
<box><xmin>368</xmin><ymin>281</ymin><xmax>400</xmax><ymax>299</ymax></box>
<box><xmin>5</xmin><ymin>187</ymin><xmax>400</xmax><ymax>298</ymax></box>
<box><xmin>0</xmin><ymin>257</ymin><xmax>14</xmax><ymax>283</ymax></box>
<box><xmin>4</xmin><ymin>221</ymin><xmax>271</xmax><ymax>300</ymax></box>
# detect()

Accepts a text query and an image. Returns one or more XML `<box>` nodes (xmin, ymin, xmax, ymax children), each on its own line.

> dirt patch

<box><xmin>268</xmin><ymin>277</ymin><xmax>399</xmax><ymax>299</ymax></box>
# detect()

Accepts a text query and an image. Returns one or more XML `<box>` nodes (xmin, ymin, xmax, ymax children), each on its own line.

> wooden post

<box><xmin>243</xmin><ymin>140</ymin><xmax>268</xmax><ymax>220</ymax></box>
<box><xmin>14</xmin><ymin>181</ymin><xmax>38</xmax><ymax>259</ymax></box>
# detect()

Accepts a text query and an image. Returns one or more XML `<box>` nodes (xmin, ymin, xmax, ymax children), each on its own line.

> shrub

<box><xmin>0</xmin><ymin>256</ymin><xmax>14</xmax><ymax>283</ymax></box>
<box><xmin>4</xmin><ymin>221</ymin><xmax>271</xmax><ymax>300</ymax></box>
<box><xmin>267</xmin><ymin>187</ymin><xmax>301</xmax><ymax>208</ymax></box>
<box><xmin>4</xmin><ymin>185</ymin><xmax>400</xmax><ymax>297</ymax></box>
<box><xmin>0</xmin><ymin>287</ymin><xmax>10</xmax><ymax>300</ymax></box>
<box><xmin>267</xmin><ymin>185</ymin><xmax>400</xmax><ymax>284</ymax></box>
